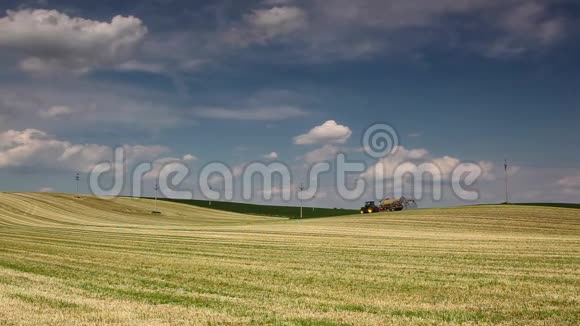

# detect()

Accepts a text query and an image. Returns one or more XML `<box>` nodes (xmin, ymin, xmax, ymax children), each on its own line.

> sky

<box><xmin>0</xmin><ymin>0</ymin><xmax>579</xmax><ymax>208</ymax></box>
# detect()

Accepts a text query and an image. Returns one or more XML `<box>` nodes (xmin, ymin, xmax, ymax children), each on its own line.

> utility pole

<box><xmin>154</xmin><ymin>183</ymin><xmax>159</xmax><ymax>211</ymax></box>
<box><xmin>75</xmin><ymin>173</ymin><xmax>80</xmax><ymax>197</ymax></box>
<box><xmin>209</xmin><ymin>186</ymin><xmax>212</xmax><ymax>206</ymax></box>
<box><xmin>312</xmin><ymin>194</ymin><xmax>316</xmax><ymax>212</ymax></box>
<box><xmin>299</xmin><ymin>184</ymin><xmax>305</xmax><ymax>218</ymax></box>
<box><xmin>504</xmin><ymin>159</ymin><xmax>509</xmax><ymax>204</ymax></box>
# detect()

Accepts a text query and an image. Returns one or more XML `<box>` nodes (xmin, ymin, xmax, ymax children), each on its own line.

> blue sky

<box><xmin>0</xmin><ymin>0</ymin><xmax>579</xmax><ymax>208</ymax></box>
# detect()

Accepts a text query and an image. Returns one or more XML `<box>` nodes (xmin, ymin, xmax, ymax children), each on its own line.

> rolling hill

<box><xmin>0</xmin><ymin>193</ymin><xmax>578</xmax><ymax>325</ymax></box>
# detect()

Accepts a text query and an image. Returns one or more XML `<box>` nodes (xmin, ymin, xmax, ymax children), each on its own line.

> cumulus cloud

<box><xmin>294</xmin><ymin>120</ymin><xmax>352</xmax><ymax>145</ymax></box>
<box><xmin>56</xmin><ymin>0</ymin><xmax>570</xmax><ymax>72</ymax></box>
<box><xmin>558</xmin><ymin>176</ymin><xmax>580</xmax><ymax>188</ymax></box>
<box><xmin>303</xmin><ymin>144</ymin><xmax>341</xmax><ymax>163</ymax></box>
<box><xmin>271</xmin><ymin>0</ymin><xmax>571</xmax><ymax>60</ymax></box>
<box><xmin>223</xmin><ymin>6</ymin><xmax>307</xmax><ymax>46</ymax></box>
<box><xmin>0</xmin><ymin>9</ymin><xmax>147</xmax><ymax>75</ymax></box>
<box><xmin>142</xmin><ymin>156</ymin><xmax>184</xmax><ymax>180</ymax></box>
<box><xmin>502</xmin><ymin>2</ymin><xmax>565</xmax><ymax>45</ymax></box>
<box><xmin>246</xmin><ymin>7</ymin><xmax>307</xmax><ymax>39</ymax></box>
<box><xmin>183</xmin><ymin>154</ymin><xmax>198</xmax><ymax>161</ymax></box>
<box><xmin>487</xmin><ymin>2</ymin><xmax>567</xmax><ymax>57</ymax></box>
<box><xmin>232</xmin><ymin>163</ymin><xmax>247</xmax><ymax>178</ymax></box>
<box><xmin>0</xmin><ymin>129</ymin><xmax>169</xmax><ymax>172</ymax></box>
<box><xmin>362</xmin><ymin>145</ymin><xmax>495</xmax><ymax>181</ymax></box>
<box><xmin>195</xmin><ymin>106</ymin><xmax>308</xmax><ymax>121</ymax></box>
<box><xmin>263</xmin><ymin>152</ymin><xmax>279</xmax><ymax>159</ymax></box>
<box><xmin>488</xmin><ymin>166</ymin><xmax>580</xmax><ymax>204</ymax></box>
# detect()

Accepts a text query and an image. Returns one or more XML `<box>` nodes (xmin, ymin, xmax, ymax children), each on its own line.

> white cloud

<box><xmin>246</xmin><ymin>6</ymin><xmax>307</xmax><ymax>39</ymax></box>
<box><xmin>195</xmin><ymin>106</ymin><xmax>308</xmax><ymax>121</ymax></box>
<box><xmin>263</xmin><ymin>152</ymin><xmax>279</xmax><ymax>159</ymax></box>
<box><xmin>0</xmin><ymin>9</ymin><xmax>147</xmax><ymax>75</ymax></box>
<box><xmin>362</xmin><ymin>145</ymin><xmax>495</xmax><ymax>181</ymax></box>
<box><xmin>224</xmin><ymin>6</ymin><xmax>307</xmax><ymax>46</ymax></box>
<box><xmin>142</xmin><ymin>156</ymin><xmax>183</xmax><ymax>180</ymax></box>
<box><xmin>83</xmin><ymin>0</ymin><xmax>571</xmax><ymax>71</ymax></box>
<box><xmin>283</xmin><ymin>0</ymin><xmax>570</xmax><ymax>61</ymax></box>
<box><xmin>558</xmin><ymin>176</ymin><xmax>580</xmax><ymax>188</ymax></box>
<box><xmin>294</xmin><ymin>120</ymin><xmax>352</xmax><ymax>145</ymax></box>
<box><xmin>38</xmin><ymin>186</ymin><xmax>54</xmax><ymax>192</ymax></box>
<box><xmin>0</xmin><ymin>129</ymin><xmax>169</xmax><ymax>172</ymax></box>
<box><xmin>183</xmin><ymin>154</ymin><xmax>198</xmax><ymax>161</ymax></box>
<box><xmin>116</xmin><ymin>60</ymin><xmax>165</xmax><ymax>73</ymax></box>
<box><xmin>501</xmin><ymin>2</ymin><xmax>565</xmax><ymax>45</ymax></box>
<box><xmin>0</xmin><ymin>81</ymin><xmax>188</xmax><ymax>130</ymax></box>
<box><xmin>38</xmin><ymin>105</ymin><xmax>73</xmax><ymax>118</ymax></box>
<box><xmin>487</xmin><ymin>2</ymin><xmax>567</xmax><ymax>57</ymax></box>
<box><xmin>303</xmin><ymin>144</ymin><xmax>341</xmax><ymax>163</ymax></box>
<box><xmin>232</xmin><ymin>163</ymin><xmax>247</xmax><ymax>177</ymax></box>
<box><xmin>507</xmin><ymin>165</ymin><xmax>521</xmax><ymax>177</ymax></box>
<box><xmin>486</xmin><ymin>166</ymin><xmax>580</xmax><ymax>204</ymax></box>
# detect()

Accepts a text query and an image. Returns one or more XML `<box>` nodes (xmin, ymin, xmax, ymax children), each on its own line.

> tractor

<box><xmin>360</xmin><ymin>197</ymin><xmax>417</xmax><ymax>214</ymax></box>
<box><xmin>360</xmin><ymin>201</ymin><xmax>380</xmax><ymax>214</ymax></box>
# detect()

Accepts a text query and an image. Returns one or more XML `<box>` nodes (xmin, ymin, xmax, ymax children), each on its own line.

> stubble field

<box><xmin>0</xmin><ymin>193</ymin><xmax>578</xmax><ymax>325</ymax></box>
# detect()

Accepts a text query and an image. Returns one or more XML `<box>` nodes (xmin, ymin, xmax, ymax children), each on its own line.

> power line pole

<box><xmin>75</xmin><ymin>173</ymin><xmax>80</xmax><ymax>197</ymax></box>
<box><xmin>312</xmin><ymin>194</ymin><xmax>316</xmax><ymax>212</ymax></box>
<box><xmin>154</xmin><ymin>183</ymin><xmax>159</xmax><ymax>211</ymax></box>
<box><xmin>299</xmin><ymin>184</ymin><xmax>305</xmax><ymax>218</ymax></box>
<box><xmin>504</xmin><ymin>159</ymin><xmax>509</xmax><ymax>204</ymax></box>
